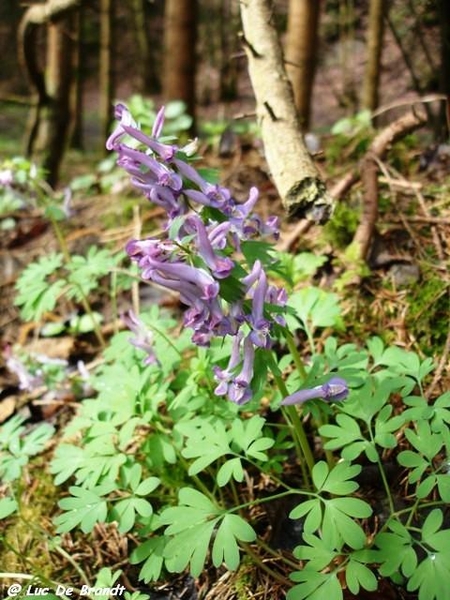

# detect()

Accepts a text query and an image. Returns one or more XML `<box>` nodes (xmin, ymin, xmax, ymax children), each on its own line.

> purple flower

<box><xmin>108</xmin><ymin>103</ymin><xmax>290</xmax><ymax>405</ymax></box>
<box><xmin>186</xmin><ymin>215</ymin><xmax>234</xmax><ymax>279</ymax></box>
<box><xmin>5</xmin><ymin>350</ymin><xmax>42</xmax><ymax>391</ymax></box>
<box><xmin>0</xmin><ymin>169</ymin><xmax>13</xmax><ymax>187</ymax></box>
<box><xmin>281</xmin><ymin>377</ymin><xmax>349</xmax><ymax>406</ymax></box>
<box><xmin>122</xmin><ymin>310</ymin><xmax>158</xmax><ymax>365</ymax></box>
<box><xmin>214</xmin><ymin>333</ymin><xmax>255</xmax><ymax>404</ymax></box>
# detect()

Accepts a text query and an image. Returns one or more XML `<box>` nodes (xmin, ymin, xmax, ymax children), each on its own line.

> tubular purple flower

<box><xmin>241</xmin><ymin>260</ymin><xmax>263</xmax><ymax>291</ymax></box>
<box><xmin>233</xmin><ymin>186</ymin><xmax>259</xmax><ymax>219</ymax></box>
<box><xmin>173</xmin><ymin>157</ymin><xmax>207</xmax><ymax>188</ymax></box>
<box><xmin>213</xmin><ymin>332</ymin><xmax>244</xmax><ymax>396</ymax></box>
<box><xmin>106</xmin><ymin>104</ymin><xmax>137</xmax><ymax>150</ymax></box>
<box><xmin>135</xmin><ymin>256</ymin><xmax>220</xmax><ymax>302</ymax></box>
<box><xmin>152</xmin><ymin>106</ymin><xmax>166</xmax><ymax>138</ymax></box>
<box><xmin>118</xmin><ymin>146</ymin><xmax>182</xmax><ymax>191</ymax></box>
<box><xmin>188</xmin><ymin>215</ymin><xmax>234</xmax><ymax>279</ymax></box>
<box><xmin>208</xmin><ymin>222</ymin><xmax>231</xmax><ymax>250</ymax></box>
<box><xmin>122</xmin><ymin>310</ymin><xmax>158</xmax><ymax>365</ymax></box>
<box><xmin>229</xmin><ymin>336</ymin><xmax>255</xmax><ymax>404</ymax></box>
<box><xmin>121</xmin><ymin>123</ymin><xmax>177</xmax><ymax>161</ymax></box>
<box><xmin>281</xmin><ymin>377</ymin><xmax>349</xmax><ymax>406</ymax></box>
<box><xmin>173</xmin><ymin>158</ymin><xmax>232</xmax><ymax>212</ymax></box>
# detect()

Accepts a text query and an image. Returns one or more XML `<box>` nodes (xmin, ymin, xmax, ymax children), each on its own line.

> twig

<box><xmin>353</xmin><ymin>106</ymin><xmax>427</xmax><ymax>260</ymax></box>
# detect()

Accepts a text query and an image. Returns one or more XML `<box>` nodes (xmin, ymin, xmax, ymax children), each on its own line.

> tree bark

<box><xmin>437</xmin><ymin>0</ymin><xmax>450</xmax><ymax>138</ymax></box>
<box><xmin>362</xmin><ymin>0</ymin><xmax>386</xmax><ymax>112</ymax></box>
<box><xmin>163</xmin><ymin>0</ymin><xmax>197</xmax><ymax>130</ymax></box>
<box><xmin>41</xmin><ymin>16</ymin><xmax>74</xmax><ymax>187</ymax></box>
<box><xmin>99</xmin><ymin>0</ymin><xmax>115</xmax><ymax>150</ymax></box>
<box><xmin>132</xmin><ymin>0</ymin><xmax>161</xmax><ymax>93</ymax></box>
<box><xmin>18</xmin><ymin>0</ymin><xmax>82</xmax><ymax>184</ymax></box>
<box><xmin>285</xmin><ymin>0</ymin><xmax>321</xmax><ymax>131</ymax></box>
<box><xmin>239</xmin><ymin>0</ymin><xmax>334</xmax><ymax>223</ymax></box>
<box><xmin>70</xmin><ymin>5</ymin><xmax>84</xmax><ymax>149</ymax></box>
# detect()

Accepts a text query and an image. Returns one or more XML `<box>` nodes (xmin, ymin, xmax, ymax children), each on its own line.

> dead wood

<box><xmin>353</xmin><ymin>106</ymin><xmax>427</xmax><ymax>260</ymax></box>
<box><xmin>239</xmin><ymin>0</ymin><xmax>335</xmax><ymax>224</ymax></box>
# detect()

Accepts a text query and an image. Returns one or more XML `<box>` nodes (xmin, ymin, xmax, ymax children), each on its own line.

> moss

<box><xmin>324</xmin><ymin>202</ymin><xmax>360</xmax><ymax>249</ymax></box>
<box><xmin>0</xmin><ymin>457</ymin><xmax>59</xmax><ymax>578</ymax></box>
<box><xmin>405</xmin><ymin>267</ymin><xmax>449</xmax><ymax>355</ymax></box>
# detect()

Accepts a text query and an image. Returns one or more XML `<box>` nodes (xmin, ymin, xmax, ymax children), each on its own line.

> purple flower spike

<box><xmin>281</xmin><ymin>377</ymin><xmax>349</xmax><ymax>406</ymax></box>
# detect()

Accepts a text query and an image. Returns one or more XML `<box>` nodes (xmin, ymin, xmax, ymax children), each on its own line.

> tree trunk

<box><xmin>361</xmin><ymin>0</ymin><xmax>386</xmax><ymax>112</ymax></box>
<box><xmin>41</xmin><ymin>17</ymin><xmax>74</xmax><ymax>187</ymax></box>
<box><xmin>219</xmin><ymin>0</ymin><xmax>240</xmax><ymax>101</ymax></box>
<box><xmin>163</xmin><ymin>0</ymin><xmax>197</xmax><ymax>129</ymax></box>
<box><xmin>239</xmin><ymin>0</ymin><xmax>334</xmax><ymax>223</ymax></box>
<box><xmin>438</xmin><ymin>0</ymin><xmax>450</xmax><ymax>139</ymax></box>
<box><xmin>70</xmin><ymin>5</ymin><xmax>84</xmax><ymax>149</ymax></box>
<box><xmin>285</xmin><ymin>0</ymin><xmax>321</xmax><ymax>131</ymax></box>
<box><xmin>132</xmin><ymin>0</ymin><xmax>161</xmax><ymax>93</ymax></box>
<box><xmin>99</xmin><ymin>0</ymin><xmax>115</xmax><ymax>149</ymax></box>
<box><xmin>18</xmin><ymin>0</ymin><xmax>83</xmax><ymax>183</ymax></box>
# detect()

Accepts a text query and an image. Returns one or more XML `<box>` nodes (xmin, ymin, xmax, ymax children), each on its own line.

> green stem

<box><xmin>370</xmin><ymin>429</ymin><xmax>395</xmax><ymax>514</ymax></box>
<box><xmin>283</xmin><ymin>405</ymin><xmax>315</xmax><ymax>480</ymax></box>
<box><xmin>239</xmin><ymin>542</ymin><xmax>293</xmax><ymax>587</ymax></box>
<box><xmin>285</xmin><ymin>331</ymin><xmax>307</xmax><ymax>379</ymax></box>
<box><xmin>266</xmin><ymin>351</ymin><xmax>314</xmax><ymax>487</ymax></box>
<box><xmin>49</xmin><ymin>215</ymin><xmax>106</xmax><ymax>348</ymax></box>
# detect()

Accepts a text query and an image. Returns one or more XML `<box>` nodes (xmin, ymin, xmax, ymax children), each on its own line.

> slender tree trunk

<box><xmin>362</xmin><ymin>0</ymin><xmax>386</xmax><ymax>112</ymax></box>
<box><xmin>219</xmin><ymin>0</ymin><xmax>239</xmax><ymax>101</ymax></box>
<box><xmin>70</xmin><ymin>6</ymin><xmax>83</xmax><ymax>149</ymax></box>
<box><xmin>239</xmin><ymin>0</ymin><xmax>334</xmax><ymax>223</ymax></box>
<box><xmin>163</xmin><ymin>0</ymin><xmax>197</xmax><ymax>129</ymax></box>
<box><xmin>132</xmin><ymin>0</ymin><xmax>160</xmax><ymax>93</ymax></box>
<box><xmin>99</xmin><ymin>0</ymin><xmax>114</xmax><ymax>149</ymax></box>
<box><xmin>285</xmin><ymin>0</ymin><xmax>321</xmax><ymax>130</ymax></box>
<box><xmin>41</xmin><ymin>16</ymin><xmax>74</xmax><ymax>186</ymax></box>
<box><xmin>438</xmin><ymin>0</ymin><xmax>450</xmax><ymax>138</ymax></box>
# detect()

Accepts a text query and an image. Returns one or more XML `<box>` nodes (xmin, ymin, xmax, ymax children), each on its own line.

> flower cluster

<box><xmin>107</xmin><ymin>104</ymin><xmax>287</xmax><ymax>404</ymax></box>
<box><xmin>108</xmin><ymin>104</ymin><xmax>348</xmax><ymax>406</ymax></box>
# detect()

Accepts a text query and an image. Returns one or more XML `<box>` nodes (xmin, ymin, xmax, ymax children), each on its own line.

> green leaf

<box><xmin>216</xmin><ymin>457</ymin><xmax>244</xmax><ymax>487</ymax></box>
<box><xmin>320</xmin><ymin>413</ymin><xmax>363</xmax><ymax>449</ymax></box>
<box><xmin>312</xmin><ymin>461</ymin><xmax>329</xmax><ymax>491</ymax></box>
<box><xmin>320</xmin><ymin>461</ymin><xmax>362</xmax><ymax>495</ymax></box>
<box><xmin>407</xmin><ymin>552</ymin><xmax>450</xmax><ymax>600</ymax></box>
<box><xmin>15</xmin><ymin>252</ymin><xmax>65</xmax><ymax>321</ymax></box>
<box><xmin>288</xmin><ymin>571</ymin><xmax>343</xmax><ymax>600</ymax></box>
<box><xmin>212</xmin><ymin>514</ymin><xmax>256</xmax><ymax>570</ymax></box>
<box><xmin>0</xmin><ymin>496</ymin><xmax>18</xmax><ymax>519</ymax></box>
<box><xmin>164</xmin><ymin>520</ymin><xmax>217</xmax><ymax>577</ymax></box>
<box><xmin>375</xmin><ymin>525</ymin><xmax>415</xmax><ymax>577</ymax></box>
<box><xmin>293</xmin><ymin>532</ymin><xmax>338</xmax><ymax>570</ymax></box>
<box><xmin>288</xmin><ymin>287</ymin><xmax>342</xmax><ymax>332</ymax></box>
<box><xmin>54</xmin><ymin>483</ymin><xmax>115</xmax><ymax>533</ymax></box>
<box><xmin>436</xmin><ymin>474</ymin><xmax>450</xmax><ymax>502</ymax></box>
<box><xmin>130</xmin><ymin>537</ymin><xmax>166</xmax><ymax>583</ymax></box>
<box><xmin>422</xmin><ymin>509</ymin><xmax>444</xmax><ymax>541</ymax></box>
<box><xmin>345</xmin><ymin>560</ymin><xmax>377</xmax><ymax>594</ymax></box>
<box><xmin>135</xmin><ymin>476</ymin><xmax>160</xmax><ymax>496</ymax></box>
<box><xmin>320</xmin><ymin>497</ymin><xmax>370</xmax><ymax>550</ymax></box>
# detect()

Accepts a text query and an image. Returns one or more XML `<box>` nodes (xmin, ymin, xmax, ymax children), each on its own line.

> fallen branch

<box><xmin>239</xmin><ymin>0</ymin><xmax>334</xmax><ymax>224</ymax></box>
<box><xmin>353</xmin><ymin>106</ymin><xmax>427</xmax><ymax>260</ymax></box>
